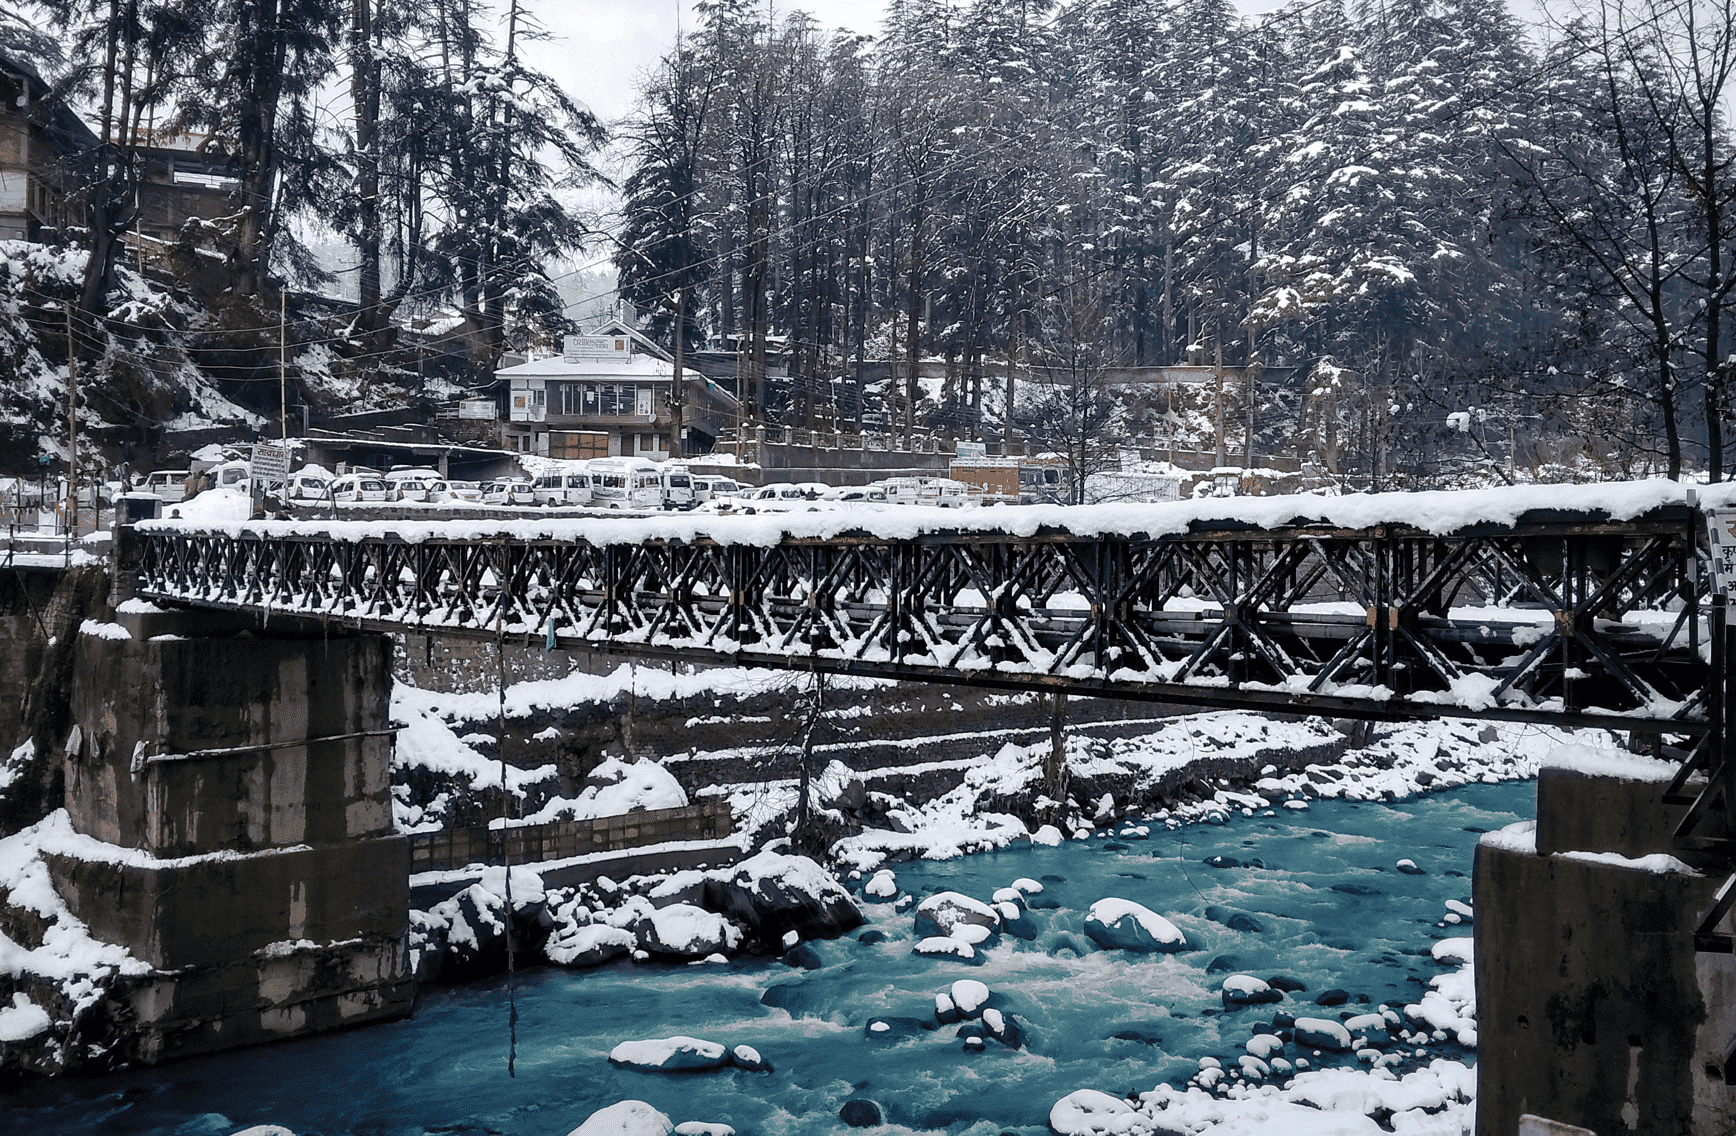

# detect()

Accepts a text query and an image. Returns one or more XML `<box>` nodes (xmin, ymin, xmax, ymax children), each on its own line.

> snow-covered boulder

<box><xmin>950</xmin><ymin>979</ymin><xmax>990</xmax><ymax>1017</ymax></box>
<box><xmin>1344</xmin><ymin>1012</ymin><xmax>1390</xmax><ymax>1048</ymax></box>
<box><xmin>709</xmin><ymin>851</ymin><xmax>863</xmax><ymax>943</ymax></box>
<box><xmin>865</xmin><ymin>1016</ymin><xmax>933</xmax><ymax>1042</ymax></box>
<box><xmin>864</xmin><ymin>869</ymin><xmax>898</xmax><ymax>899</ymax></box>
<box><xmin>980</xmin><ymin>1006</ymin><xmax>1024</xmax><ymax>1049</ymax></box>
<box><xmin>407</xmin><ymin>908</ymin><xmax>448</xmax><ymax>983</ymax></box>
<box><xmin>478</xmin><ymin>864</ymin><xmax>547</xmax><ymax>909</ymax></box>
<box><xmin>913</xmin><ymin>891</ymin><xmax>1000</xmax><ymax>939</ymax></box>
<box><xmin>1246</xmin><ymin>1033</ymin><xmax>1285</xmax><ymax>1059</ymax></box>
<box><xmin>608</xmin><ymin>1036</ymin><xmax>731</xmax><ymax>1072</ymax></box>
<box><xmin>913</xmin><ymin>936</ymin><xmax>980</xmax><ymax>962</ymax></box>
<box><xmin>1082</xmin><ymin>898</ymin><xmax>1190</xmax><ymax>953</ymax></box>
<box><xmin>636</xmin><ymin>904</ymin><xmax>743</xmax><ymax>959</ymax></box>
<box><xmin>674</xmin><ymin>1124</ymin><xmax>735</xmax><ymax>1136</ymax></box>
<box><xmin>567</xmin><ymin>1100</ymin><xmax>674</xmax><ymax>1136</ymax></box>
<box><xmin>1049</xmin><ymin>1089</ymin><xmax>1132</xmax><ymax>1134</ymax></box>
<box><xmin>1032</xmin><ymin>825</ymin><xmax>1064</xmax><ymax>846</ymax></box>
<box><xmin>431</xmin><ymin>884</ymin><xmax>509</xmax><ymax>977</ymax></box>
<box><xmin>572</xmin><ymin>758</ymin><xmax>688</xmax><ymax>819</ymax></box>
<box><xmin>545</xmin><ymin>924</ymin><xmax>635</xmax><ymax>968</ymax></box>
<box><xmin>1221</xmin><ymin>974</ymin><xmax>1283</xmax><ymax>1008</ymax></box>
<box><xmin>730</xmin><ymin>1044</ymin><xmax>772</xmax><ymax>1072</ymax></box>
<box><xmin>1294</xmin><ymin>1016</ymin><xmax>1354</xmax><ymax>1051</ymax></box>
<box><xmin>1431</xmin><ymin>938</ymin><xmax>1473</xmax><ymax>965</ymax></box>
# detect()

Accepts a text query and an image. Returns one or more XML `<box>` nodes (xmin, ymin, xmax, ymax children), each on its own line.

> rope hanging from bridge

<box><xmin>495</xmin><ymin>602</ymin><xmax>518</xmax><ymax>1078</ymax></box>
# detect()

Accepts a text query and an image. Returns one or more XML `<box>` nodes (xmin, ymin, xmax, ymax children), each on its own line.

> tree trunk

<box><xmin>350</xmin><ymin>0</ymin><xmax>384</xmax><ymax>353</ymax></box>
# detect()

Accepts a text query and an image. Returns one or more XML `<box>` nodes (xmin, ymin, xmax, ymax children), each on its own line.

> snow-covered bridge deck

<box><xmin>128</xmin><ymin>480</ymin><xmax>1726</xmax><ymax>735</ymax></box>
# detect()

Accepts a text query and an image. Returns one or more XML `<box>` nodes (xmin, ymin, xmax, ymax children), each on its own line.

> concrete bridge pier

<box><xmin>1476</xmin><ymin>758</ymin><xmax>1736</xmax><ymax>1135</ymax></box>
<box><xmin>48</xmin><ymin>606</ymin><xmax>412</xmax><ymax>1065</ymax></box>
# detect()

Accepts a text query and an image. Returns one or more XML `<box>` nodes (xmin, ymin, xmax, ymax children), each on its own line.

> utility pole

<box><xmin>64</xmin><ymin>302</ymin><xmax>77</xmax><ymax>550</ymax></box>
<box><xmin>1213</xmin><ymin>337</ymin><xmax>1226</xmax><ymax>467</ymax></box>
<box><xmin>280</xmin><ymin>288</ymin><xmax>288</xmax><ymax>441</ymax></box>
<box><xmin>671</xmin><ymin>287</ymin><xmax>686</xmax><ymax>459</ymax></box>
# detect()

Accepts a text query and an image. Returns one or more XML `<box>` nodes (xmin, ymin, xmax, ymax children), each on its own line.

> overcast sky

<box><xmin>519</xmin><ymin>0</ymin><xmax>1546</xmax><ymax>127</ymax></box>
<box><xmin>521</xmin><ymin>0</ymin><xmax>890</xmax><ymax>126</ymax></box>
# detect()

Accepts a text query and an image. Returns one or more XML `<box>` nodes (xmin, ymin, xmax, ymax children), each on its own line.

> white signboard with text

<box><xmin>563</xmin><ymin>335</ymin><xmax>630</xmax><ymax>363</ymax></box>
<box><xmin>1708</xmin><ymin>507</ymin><xmax>1736</xmax><ymax>595</ymax></box>
<box><xmin>250</xmin><ymin>442</ymin><xmax>289</xmax><ymax>486</ymax></box>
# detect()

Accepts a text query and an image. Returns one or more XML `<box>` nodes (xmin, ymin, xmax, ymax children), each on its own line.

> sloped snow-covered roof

<box><xmin>496</xmin><ymin>354</ymin><xmax>675</xmax><ymax>380</ymax></box>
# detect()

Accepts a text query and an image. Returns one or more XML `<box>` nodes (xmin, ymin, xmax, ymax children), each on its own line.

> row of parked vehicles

<box><xmin>138</xmin><ymin>453</ymin><xmax>998</xmax><ymax>515</ymax></box>
<box><xmin>299</xmin><ymin>458</ymin><xmax>726</xmax><ymax>510</ymax></box>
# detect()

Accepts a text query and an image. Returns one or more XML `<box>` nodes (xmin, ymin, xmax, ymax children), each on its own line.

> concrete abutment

<box><xmin>1476</xmin><ymin>763</ymin><xmax>1736</xmax><ymax>1136</ymax></box>
<box><xmin>45</xmin><ymin>607</ymin><xmax>412</xmax><ymax>1065</ymax></box>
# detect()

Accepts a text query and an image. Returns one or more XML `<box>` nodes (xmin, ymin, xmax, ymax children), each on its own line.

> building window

<box><xmin>636</xmin><ymin>387</ymin><xmax>654</xmax><ymax>416</ymax></box>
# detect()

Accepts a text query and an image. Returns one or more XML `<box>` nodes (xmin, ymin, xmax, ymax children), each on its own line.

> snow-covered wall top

<box><xmin>138</xmin><ymin>478</ymin><xmax>1726</xmax><ymax>548</ymax></box>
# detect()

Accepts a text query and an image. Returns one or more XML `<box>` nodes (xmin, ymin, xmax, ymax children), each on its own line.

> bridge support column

<box><xmin>48</xmin><ymin>609</ymin><xmax>411</xmax><ymax>1065</ymax></box>
<box><xmin>1475</xmin><ymin>759</ymin><xmax>1736</xmax><ymax>1135</ymax></box>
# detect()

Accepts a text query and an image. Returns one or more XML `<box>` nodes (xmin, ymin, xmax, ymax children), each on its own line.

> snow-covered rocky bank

<box><xmin>407</xmin><ymin>849</ymin><xmax>865</xmax><ymax>985</ymax></box>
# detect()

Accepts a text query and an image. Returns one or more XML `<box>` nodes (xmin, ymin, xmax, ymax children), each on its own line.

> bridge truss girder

<box><xmin>131</xmin><ymin>510</ymin><xmax>1711</xmax><ymax>736</ymax></box>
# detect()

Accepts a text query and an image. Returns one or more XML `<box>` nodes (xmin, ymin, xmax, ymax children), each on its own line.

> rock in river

<box><xmin>1083</xmin><ymin>898</ymin><xmax>1190</xmax><ymax>953</ymax></box>
<box><xmin>608</xmin><ymin>1036</ymin><xmax>731</xmax><ymax>1072</ymax></box>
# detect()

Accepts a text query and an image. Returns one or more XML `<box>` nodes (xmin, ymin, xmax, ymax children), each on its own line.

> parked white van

<box><xmin>141</xmin><ymin>469</ymin><xmax>191</xmax><ymax>503</ymax></box>
<box><xmin>586</xmin><ymin>457</ymin><xmax>664</xmax><ymax>510</ymax></box>
<box><xmin>329</xmin><ymin>473</ymin><xmax>391</xmax><ymax>503</ymax></box>
<box><xmin>691</xmin><ymin>476</ymin><xmax>742</xmax><ymax>502</ymax></box>
<box><xmin>210</xmin><ymin>459</ymin><xmax>252</xmax><ymax>496</ymax></box>
<box><xmin>661</xmin><ymin>465</ymin><xmax>696</xmax><ymax>510</ymax></box>
<box><xmin>533</xmin><ymin>469</ymin><xmax>593</xmax><ymax>506</ymax></box>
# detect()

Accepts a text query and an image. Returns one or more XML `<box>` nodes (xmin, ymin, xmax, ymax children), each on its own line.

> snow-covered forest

<box><xmin>6</xmin><ymin>0</ymin><xmax>1736</xmax><ymax>486</ymax></box>
<box><xmin>613</xmin><ymin>0</ymin><xmax>1736</xmax><ymax>485</ymax></box>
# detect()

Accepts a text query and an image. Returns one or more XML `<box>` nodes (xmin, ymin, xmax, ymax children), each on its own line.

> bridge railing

<box><xmin>128</xmin><ymin>502</ymin><xmax>1711</xmax><ymax>731</ymax></box>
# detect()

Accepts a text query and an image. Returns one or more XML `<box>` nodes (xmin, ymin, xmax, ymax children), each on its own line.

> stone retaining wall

<box><xmin>408</xmin><ymin>799</ymin><xmax>732</xmax><ymax>874</ymax></box>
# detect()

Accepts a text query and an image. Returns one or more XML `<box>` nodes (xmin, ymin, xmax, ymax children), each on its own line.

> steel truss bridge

<box><xmin>121</xmin><ymin>498</ymin><xmax>1736</xmax><ymax>948</ymax></box>
<box><xmin>131</xmin><ymin>505</ymin><xmax>1716</xmax><ymax>734</ymax></box>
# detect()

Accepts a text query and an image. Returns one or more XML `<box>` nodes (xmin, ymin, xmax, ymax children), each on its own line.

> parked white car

<box><xmin>428</xmin><ymin>479</ymin><xmax>483</xmax><ymax>504</ymax></box>
<box><xmin>329</xmin><ymin>474</ymin><xmax>391</xmax><ymax>503</ymax></box>
<box><xmin>742</xmin><ymin>484</ymin><xmax>824</xmax><ymax>512</ymax></box>
<box><xmin>209</xmin><ymin>459</ymin><xmax>252</xmax><ymax>496</ymax></box>
<box><xmin>387</xmin><ymin>476</ymin><xmax>435</xmax><ymax>503</ymax></box>
<box><xmin>385</xmin><ymin>468</ymin><xmax>443</xmax><ymax>503</ymax></box>
<box><xmin>482</xmin><ymin>478</ymin><xmax>535</xmax><ymax>506</ymax></box>
<box><xmin>284</xmin><ymin>467</ymin><xmax>334</xmax><ymax>501</ymax></box>
<box><xmin>822</xmin><ymin>486</ymin><xmax>888</xmax><ymax>509</ymax></box>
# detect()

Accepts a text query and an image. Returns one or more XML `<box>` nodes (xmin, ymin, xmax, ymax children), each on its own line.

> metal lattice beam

<box><xmin>127</xmin><ymin>510</ymin><xmax>1711</xmax><ymax>733</ymax></box>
